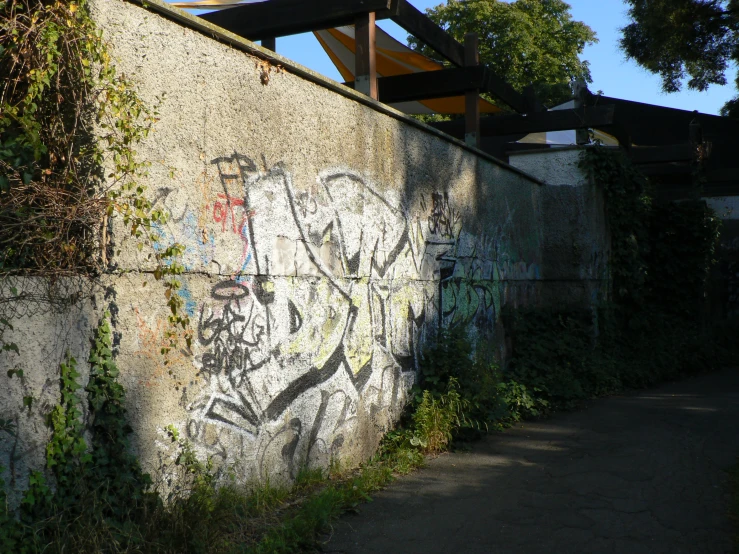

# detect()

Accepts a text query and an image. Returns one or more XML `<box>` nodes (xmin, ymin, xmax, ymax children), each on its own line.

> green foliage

<box><xmin>376</xmin><ymin>436</ymin><xmax>425</xmax><ymax>475</ymax></box>
<box><xmin>86</xmin><ymin>312</ymin><xmax>152</xmax><ymax>515</ymax></box>
<box><xmin>0</xmin><ymin>419</ymin><xmax>13</xmax><ymax>437</ymax></box>
<box><xmin>414</xmin><ymin>325</ymin><xmax>506</xmax><ymax>432</ymax></box>
<box><xmin>0</xmin><ymin>467</ymin><xmax>23</xmax><ymax>553</ymax></box>
<box><xmin>415</xmin><ymin>325</ymin><xmax>473</xmax><ymax>392</ymax></box>
<box><xmin>147</xmin><ymin>428</ymin><xmax>390</xmax><ymax>554</ymax></box>
<box><xmin>0</xmin><ymin>314</ymin><xmax>156</xmax><ymax>553</ymax></box>
<box><xmin>647</xmin><ymin>201</ymin><xmax>721</xmax><ymax>318</ymax></box>
<box><xmin>248</xmin><ymin>447</ymin><xmax>421</xmax><ymax>553</ymax></box>
<box><xmin>42</xmin><ymin>353</ymin><xmax>90</xmax><ymax>509</ymax></box>
<box><xmin>411</xmin><ymin>0</ymin><xmax>597</xmax><ymax>107</ymax></box>
<box><xmin>619</xmin><ymin>0</ymin><xmax>739</xmax><ymax>117</ymax></box>
<box><xmin>579</xmin><ymin>146</ymin><xmax>721</xmax><ymax>319</ymax></box>
<box><xmin>0</xmin><ymin>318</ymin><xmax>18</xmax><ymax>360</ymax></box>
<box><xmin>502</xmin><ymin>147</ymin><xmax>723</xmax><ymax>417</ymax></box>
<box><xmin>0</xmin><ymin>0</ymin><xmax>191</xmax><ymax>355</ymax></box>
<box><xmin>0</xmin><ymin>289</ymin><xmax>19</xmax><ymax>365</ymax></box>
<box><xmin>250</xmin><ymin>485</ymin><xmax>346</xmax><ymax>554</ymax></box>
<box><xmin>578</xmin><ymin>146</ymin><xmax>652</xmax><ymax>307</ymax></box>
<box><xmin>497</xmin><ymin>379</ymin><xmax>549</xmax><ymax>421</ymax></box>
<box><xmin>0</xmin><ymin>421</ymin><xmax>22</xmax><ymax>551</ymax></box>
<box><xmin>152</xmin><ymin>426</ymin><xmax>245</xmax><ymax>553</ymax></box>
<box><xmin>505</xmin><ymin>308</ymin><xmax>619</xmax><ymax>411</ymax></box>
<box><xmin>410</xmin><ymin>378</ymin><xmax>467</xmax><ymax>453</ymax></box>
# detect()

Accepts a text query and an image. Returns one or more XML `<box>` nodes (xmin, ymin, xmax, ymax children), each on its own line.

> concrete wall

<box><xmin>0</xmin><ymin>0</ymin><xmax>609</xmax><ymax>495</ymax></box>
<box><xmin>507</xmin><ymin>147</ymin><xmax>589</xmax><ymax>188</ymax></box>
<box><xmin>0</xmin><ymin>277</ymin><xmax>98</xmax><ymax>507</ymax></box>
<box><xmin>509</xmin><ymin>148</ymin><xmax>609</xmax><ymax>310</ymax></box>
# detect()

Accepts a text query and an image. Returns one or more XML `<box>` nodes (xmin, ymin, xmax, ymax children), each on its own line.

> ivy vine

<box><xmin>576</xmin><ymin>146</ymin><xmax>652</xmax><ymax>307</ymax></box>
<box><xmin>86</xmin><ymin>311</ymin><xmax>151</xmax><ymax>511</ymax></box>
<box><xmin>1</xmin><ymin>313</ymin><xmax>153</xmax><ymax>551</ymax></box>
<box><xmin>577</xmin><ymin>145</ymin><xmax>720</xmax><ymax>319</ymax></box>
<box><xmin>503</xmin><ymin>147</ymin><xmax>723</xmax><ymax>411</ymax></box>
<box><xmin>0</xmin><ymin>0</ymin><xmax>191</xmax><ymax>354</ymax></box>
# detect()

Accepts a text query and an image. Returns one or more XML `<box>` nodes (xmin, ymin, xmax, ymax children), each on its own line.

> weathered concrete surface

<box><xmin>0</xmin><ymin>0</ymin><xmax>609</xmax><ymax>497</ymax></box>
<box><xmin>509</xmin><ymin>147</ymin><xmax>589</xmax><ymax>188</ymax></box>
<box><xmin>0</xmin><ymin>277</ymin><xmax>98</xmax><ymax>508</ymax></box>
<box><xmin>85</xmin><ymin>0</ymin><xmax>607</xmax><ymax>483</ymax></box>
<box><xmin>325</xmin><ymin>369</ymin><xmax>739</xmax><ymax>554</ymax></box>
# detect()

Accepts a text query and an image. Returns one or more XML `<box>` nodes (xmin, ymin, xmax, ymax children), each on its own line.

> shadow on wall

<box><xmin>0</xmin><ymin>0</ymin><xmax>609</xmax><ymax>498</ymax></box>
<box><xmin>142</xmin><ymin>124</ymin><xmax>547</xmax><ymax>481</ymax></box>
<box><xmin>0</xmin><ymin>277</ymin><xmax>97</xmax><ymax>507</ymax></box>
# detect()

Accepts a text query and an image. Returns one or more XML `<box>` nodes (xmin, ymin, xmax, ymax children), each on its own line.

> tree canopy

<box><xmin>410</xmin><ymin>0</ymin><xmax>597</xmax><ymax>108</ymax></box>
<box><xmin>620</xmin><ymin>0</ymin><xmax>739</xmax><ymax>117</ymax></box>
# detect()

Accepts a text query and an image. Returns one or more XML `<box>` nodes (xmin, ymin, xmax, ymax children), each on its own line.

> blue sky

<box><xmin>179</xmin><ymin>0</ymin><xmax>736</xmax><ymax>115</ymax></box>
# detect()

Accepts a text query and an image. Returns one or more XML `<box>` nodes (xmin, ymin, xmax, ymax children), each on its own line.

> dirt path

<box><xmin>323</xmin><ymin>369</ymin><xmax>739</xmax><ymax>554</ymax></box>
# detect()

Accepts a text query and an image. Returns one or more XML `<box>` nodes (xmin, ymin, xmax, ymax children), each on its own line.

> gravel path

<box><xmin>323</xmin><ymin>369</ymin><xmax>739</xmax><ymax>554</ymax></box>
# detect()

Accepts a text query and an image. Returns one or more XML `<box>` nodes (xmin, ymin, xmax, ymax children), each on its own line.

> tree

<box><xmin>410</xmin><ymin>0</ymin><xmax>597</xmax><ymax>108</ymax></box>
<box><xmin>620</xmin><ymin>0</ymin><xmax>739</xmax><ymax>117</ymax></box>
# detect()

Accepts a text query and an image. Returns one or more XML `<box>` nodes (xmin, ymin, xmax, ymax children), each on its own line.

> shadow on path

<box><xmin>324</xmin><ymin>369</ymin><xmax>739</xmax><ymax>554</ymax></box>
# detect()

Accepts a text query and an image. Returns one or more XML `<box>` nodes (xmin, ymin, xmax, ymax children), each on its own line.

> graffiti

<box><xmin>188</xmin><ymin>158</ymin><xmax>425</xmax><ymax>447</ymax></box>
<box><xmin>427</xmin><ymin>192</ymin><xmax>459</xmax><ymax>238</ymax></box>
<box><xmin>442</xmin><ymin>272</ymin><xmax>500</xmax><ymax>328</ymax></box>
<box><xmin>209</xmin><ymin>155</ymin><xmax>258</xmax><ymax>278</ymax></box>
<box><xmin>152</xmin><ymin>150</ymin><xmax>535</xmax><ymax>479</ymax></box>
<box><xmin>152</xmin><ymin>186</ymin><xmax>215</xmax><ymax>272</ymax></box>
<box><xmin>212</xmin><ymin>194</ymin><xmax>251</xmax><ymax>234</ymax></box>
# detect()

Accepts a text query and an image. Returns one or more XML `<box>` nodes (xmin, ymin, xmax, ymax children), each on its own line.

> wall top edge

<box><xmin>122</xmin><ymin>0</ymin><xmax>545</xmax><ymax>186</ymax></box>
<box><xmin>508</xmin><ymin>145</ymin><xmax>590</xmax><ymax>157</ymax></box>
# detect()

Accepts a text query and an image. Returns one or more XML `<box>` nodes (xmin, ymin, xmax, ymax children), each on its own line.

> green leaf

<box><xmin>3</xmin><ymin>343</ymin><xmax>19</xmax><ymax>354</ymax></box>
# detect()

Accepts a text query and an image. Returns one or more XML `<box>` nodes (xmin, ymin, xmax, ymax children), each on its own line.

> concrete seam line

<box><xmin>123</xmin><ymin>0</ymin><xmax>545</xmax><ymax>187</ymax></box>
<box><xmin>105</xmin><ymin>269</ymin><xmax>608</xmax><ymax>284</ymax></box>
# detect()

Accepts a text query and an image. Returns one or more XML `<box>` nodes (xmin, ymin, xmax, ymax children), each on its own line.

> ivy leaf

<box><xmin>3</xmin><ymin>342</ymin><xmax>19</xmax><ymax>354</ymax></box>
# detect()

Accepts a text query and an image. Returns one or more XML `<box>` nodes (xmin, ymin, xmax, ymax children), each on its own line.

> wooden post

<box><xmin>355</xmin><ymin>12</ymin><xmax>378</xmax><ymax>100</ymax></box>
<box><xmin>573</xmin><ymin>80</ymin><xmax>589</xmax><ymax>145</ymax></box>
<box><xmin>262</xmin><ymin>37</ymin><xmax>276</xmax><ymax>51</ymax></box>
<box><xmin>464</xmin><ymin>33</ymin><xmax>480</xmax><ymax>148</ymax></box>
